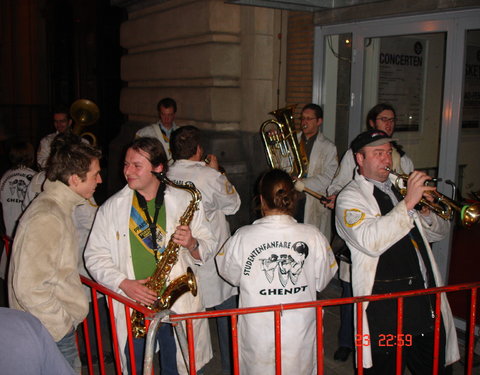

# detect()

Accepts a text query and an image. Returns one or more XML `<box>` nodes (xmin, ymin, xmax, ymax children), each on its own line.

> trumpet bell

<box><xmin>461</xmin><ymin>203</ymin><xmax>480</xmax><ymax>228</ymax></box>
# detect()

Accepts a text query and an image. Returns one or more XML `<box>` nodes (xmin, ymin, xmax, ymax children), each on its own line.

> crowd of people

<box><xmin>0</xmin><ymin>97</ymin><xmax>460</xmax><ymax>374</ymax></box>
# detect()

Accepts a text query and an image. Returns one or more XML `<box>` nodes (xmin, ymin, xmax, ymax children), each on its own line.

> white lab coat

<box><xmin>136</xmin><ymin>122</ymin><xmax>178</xmax><ymax>165</ymax></box>
<box><xmin>297</xmin><ymin>132</ymin><xmax>338</xmax><ymax>242</ymax></box>
<box><xmin>335</xmin><ymin>171</ymin><xmax>459</xmax><ymax>368</ymax></box>
<box><xmin>168</xmin><ymin>159</ymin><xmax>241</xmax><ymax>308</ymax></box>
<box><xmin>328</xmin><ymin>147</ymin><xmax>414</xmax><ymax>282</ymax></box>
<box><xmin>36</xmin><ymin>132</ymin><xmax>58</xmax><ymax>170</ymax></box>
<box><xmin>217</xmin><ymin>215</ymin><xmax>338</xmax><ymax>375</ymax></box>
<box><xmin>84</xmin><ymin>184</ymin><xmax>215</xmax><ymax>374</ymax></box>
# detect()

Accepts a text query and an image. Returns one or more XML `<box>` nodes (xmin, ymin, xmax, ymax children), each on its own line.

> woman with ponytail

<box><xmin>216</xmin><ymin>169</ymin><xmax>337</xmax><ymax>375</ymax></box>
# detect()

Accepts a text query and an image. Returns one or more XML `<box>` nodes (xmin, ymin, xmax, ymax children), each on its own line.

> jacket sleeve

<box><xmin>10</xmin><ymin>215</ymin><xmax>73</xmax><ymax>325</ymax></box>
<box><xmin>327</xmin><ymin>148</ymin><xmax>355</xmax><ymax>196</ymax></box>
<box><xmin>335</xmin><ymin>187</ymin><xmax>415</xmax><ymax>257</ymax></box>
<box><xmin>400</xmin><ymin>154</ymin><xmax>415</xmax><ymax>174</ymax></box>
<box><xmin>84</xmin><ymin>203</ymin><xmax>128</xmax><ymax>293</ymax></box>
<box><xmin>416</xmin><ymin>211</ymin><xmax>450</xmax><ymax>243</ymax></box>
<box><xmin>303</xmin><ymin>141</ymin><xmax>338</xmax><ymax>195</ymax></box>
<box><xmin>204</xmin><ymin>171</ymin><xmax>241</xmax><ymax>216</ymax></box>
<box><xmin>215</xmin><ymin>231</ymin><xmax>243</xmax><ymax>287</ymax></box>
<box><xmin>190</xmin><ymin>201</ymin><xmax>218</xmax><ymax>264</ymax></box>
<box><xmin>36</xmin><ymin>137</ymin><xmax>50</xmax><ymax>170</ymax></box>
<box><xmin>314</xmin><ymin>231</ymin><xmax>338</xmax><ymax>291</ymax></box>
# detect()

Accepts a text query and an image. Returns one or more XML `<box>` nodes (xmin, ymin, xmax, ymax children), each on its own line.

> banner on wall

<box><xmin>377</xmin><ymin>37</ymin><xmax>426</xmax><ymax>132</ymax></box>
<box><xmin>462</xmin><ymin>45</ymin><xmax>480</xmax><ymax>129</ymax></box>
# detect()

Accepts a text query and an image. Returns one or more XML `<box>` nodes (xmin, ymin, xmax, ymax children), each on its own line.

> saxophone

<box><xmin>131</xmin><ymin>172</ymin><xmax>201</xmax><ymax>338</ymax></box>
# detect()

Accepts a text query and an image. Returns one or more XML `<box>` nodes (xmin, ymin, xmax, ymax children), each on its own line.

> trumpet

<box><xmin>385</xmin><ymin>167</ymin><xmax>480</xmax><ymax>228</ymax></box>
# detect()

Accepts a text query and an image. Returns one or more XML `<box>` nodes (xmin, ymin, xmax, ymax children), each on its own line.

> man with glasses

<box><xmin>328</xmin><ymin>103</ymin><xmax>414</xmax><ymax>202</ymax></box>
<box><xmin>136</xmin><ymin>97</ymin><xmax>178</xmax><ymax>164</ymax></box>
<box><xmin>294</xmin><ymin>103</ymin><xmax>338</xmax><ymax>242</ymax></box>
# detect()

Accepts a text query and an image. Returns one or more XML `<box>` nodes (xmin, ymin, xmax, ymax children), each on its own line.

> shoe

<box><xmin>334</xmin><ymin>346</ymin><xmax>352</xmax><ymax>362</ymax></box>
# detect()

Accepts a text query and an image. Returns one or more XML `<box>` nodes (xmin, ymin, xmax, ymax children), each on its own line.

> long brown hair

<box><xmin>259</xmin><ymin>169</ymin><xmax>298</xmax><ymax>216</ymax></box>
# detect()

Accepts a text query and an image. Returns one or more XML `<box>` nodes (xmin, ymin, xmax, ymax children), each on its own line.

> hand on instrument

<box><xmin>404</xmin><ymin>171</ymin><xmax>436</xmax><ymax>211</ymax></box>
<box><xmin>173</xmin><ymin>225</ymin><xmax>200</xmax><ymax>259</ymax></box>
<box><xmin>325</xmin><ymin>194</ymin><xmax>336</xmax><ymax>209</ymax></box>
<box><xmin>205</xmin><ymin>154</ymin><xmax>220</xmax><ymax>171</ymax></box>
<box><xmin>119</xmin><ymin>278</ymin><xmax>158</xmax><ymax>305</ymax></box>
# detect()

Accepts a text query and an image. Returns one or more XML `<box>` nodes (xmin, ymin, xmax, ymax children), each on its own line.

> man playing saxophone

<box><xmin>85</xmin><ymin>137</ymin><xmax>215</xmax><ymax>374</ymax></box>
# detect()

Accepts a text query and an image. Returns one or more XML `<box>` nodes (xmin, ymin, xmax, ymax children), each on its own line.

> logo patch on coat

<box><xmin>344</xmin><ymin>208</ymin><xmax>365</xmax><ymax>227</ymax></box>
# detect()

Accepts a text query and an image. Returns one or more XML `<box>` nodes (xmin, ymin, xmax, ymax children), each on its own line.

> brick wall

<box><xmin>286</xmin><ymin>11</ymin><xmax>315</xmax><ymax>127</ymax></box>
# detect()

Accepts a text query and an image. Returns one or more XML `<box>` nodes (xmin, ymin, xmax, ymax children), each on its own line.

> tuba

<box><xmin>70</xmin><ymin>99</ymin><xmax>100</xmax><ymax>146</ymax></box>
<box><xmin>386</xmin><ymin>167</ymin><xmax>480</xmax><ymax>228</ymax></box>
<box><xmin>260</xmin><ymin>105</ymin><xmax>309</xmax><ymax>179</ymax></box>
<box><xmin>130</xmin><ymin>172</ymin><xmax>200</xmax><ymax>338</ymax></box>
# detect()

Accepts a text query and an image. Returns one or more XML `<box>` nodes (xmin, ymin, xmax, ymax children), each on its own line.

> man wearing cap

<box><xmin>335</xmin><ymin>129</ymin><xmax>459</xmax><ymax>374</ymax></box>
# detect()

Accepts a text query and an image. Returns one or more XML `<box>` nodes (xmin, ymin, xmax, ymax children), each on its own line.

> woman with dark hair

<box><xmin>216</xmin><ymin>169</ymin><xmax>337</xmax><ymax>375</ymax></box>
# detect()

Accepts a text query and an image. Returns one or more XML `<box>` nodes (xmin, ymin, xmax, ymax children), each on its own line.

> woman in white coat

<box><xmin>216</xmin><ymin>169</ymin><xmax>337</xmax><ymax>375</ymax></box>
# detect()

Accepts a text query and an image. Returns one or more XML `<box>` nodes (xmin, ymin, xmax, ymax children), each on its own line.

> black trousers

<box><xmin>363</xmin><ymin>329</ymin><xmax>451</xmax><ymax>375</ymax></box>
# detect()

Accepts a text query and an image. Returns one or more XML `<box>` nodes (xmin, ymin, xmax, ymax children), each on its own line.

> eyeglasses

<box><xmin>300</xmin><ymin>117</ymin><xmax>318</xmax><ymax>122</ymax></box>
<box><xmin>376</xmin><ymin>117</ymin><xmax>396</xmax><ymax>123</ymax></box>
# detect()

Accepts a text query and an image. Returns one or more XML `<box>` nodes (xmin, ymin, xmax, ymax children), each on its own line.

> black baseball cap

<box><xmin>351</xmin><ymin>129</ymin><xmax>394</xmax><ymax>153</ymax></box>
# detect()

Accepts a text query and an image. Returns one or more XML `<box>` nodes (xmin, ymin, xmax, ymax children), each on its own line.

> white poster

<box><xmin>378</xmin><ymin>37</ymin><xmax>426</xmax><ymax>131</ymax></box>
<box><xmin>462</xmin><ymin>45</ymin><xmax>480</xmax><ymax>129</ymax></box>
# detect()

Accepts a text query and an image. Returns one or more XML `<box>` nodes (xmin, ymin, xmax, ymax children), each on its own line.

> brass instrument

<box><xmin>386</xmin><ymin>167</ymin><xmax>480</xmax><ymax>228</ymax></box>
<box><xmin>130</xmin><ymin>172</ymin><xmax>201</xmax><ymax>338</ymax></box>
<box><xmin>70</xmin><ymin>99</ymin><xmax>100</xmax><ymax>146</ymax></box>
<box><xmin>260</xmin><ymin>105</ymin><xmax>308</xmax><ymax>179</ymax></box>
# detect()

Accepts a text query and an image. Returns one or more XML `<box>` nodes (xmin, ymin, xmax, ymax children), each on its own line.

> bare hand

<box><xmin>173</xmin><ymin>225</ymin><xmax>196</xmax><ymax>250</ymax></box>
<box><xmin>324</xmin><ymin>194</ymin><xmax>336</xmax><ymax>209</ymax></box>
<box><xmin>119</xmin><ymin>278</ymin><xmax>157</xmax><ymax>305</ymax></box>
<box><xmin>205</xmin><ymin>154</ymin><xmax>220</xmax><ymax>171</ymax></box>
<box><xmin>403</xmin><ymin>171</ymin><xmax>436</xmax><ymax>211</ymax></box>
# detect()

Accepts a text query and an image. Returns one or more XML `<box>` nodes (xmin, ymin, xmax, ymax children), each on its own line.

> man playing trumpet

<box><xmin>335</xmin><ymin>129</ymin><xmax>459</xmax><ymax>374</ymax></box>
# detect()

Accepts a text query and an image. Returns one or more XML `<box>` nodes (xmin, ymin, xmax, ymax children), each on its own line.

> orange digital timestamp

<box><xmin>355</xmin><ymin>334</ymin><xmax>413</xmax><ymax>347</ymax></box>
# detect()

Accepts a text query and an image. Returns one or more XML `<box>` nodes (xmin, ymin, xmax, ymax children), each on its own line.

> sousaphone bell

<box><xmin>70</xmin><ymin>99</ymin><xmax>100</xmax><ymax>146</ymax></box>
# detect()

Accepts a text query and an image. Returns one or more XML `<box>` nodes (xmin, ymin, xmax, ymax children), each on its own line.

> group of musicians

<box><xmin>4</xmin><ymin>97</ymin><xmax>459</xmax><ymax>375</ymax></box>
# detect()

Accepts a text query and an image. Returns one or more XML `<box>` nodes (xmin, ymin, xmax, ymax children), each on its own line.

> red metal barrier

<box><xmin>2</xmin><ymin>235</ymin><xmax>12</xmax><ymax>257</ymax></box>
<box><xmin>80</xmin><ymin>276</ymin><xmax>155</xmax><ymax>375</ymax></box>
<box><xmin>80</xmin><ymin>276</ymin><xmax>479</xmax><ymax>375</ymax></box>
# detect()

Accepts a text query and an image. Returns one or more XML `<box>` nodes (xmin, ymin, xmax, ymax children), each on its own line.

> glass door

<box><xmin>362</xmin><ymin>32</ymin><xmax>446</xmax><ymax>178</ymax></box>
<box><xmin>448</xmin><ymin>28</ymin><xmax>480</xmax><ymax>323</ymax></box>
<box><xmin>313</xmin><ymin>9</ymin><xmax>480</xmax><ymax>290</ymax></box>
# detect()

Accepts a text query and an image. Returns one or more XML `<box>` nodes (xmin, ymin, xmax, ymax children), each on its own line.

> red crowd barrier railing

<box><xmin>80</xmin><ymin>277</ymin><xmax>479</xmax><ymax>375</ymax></box>
<box><xmin>80</xmin><ymin>276</ymin><xmax>156</xmax><ymax>375</ymax></box>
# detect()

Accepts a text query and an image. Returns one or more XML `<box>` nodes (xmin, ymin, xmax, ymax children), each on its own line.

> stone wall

<box><xmin>114</xmin><ymin>0</ymin><xmax>287</xmax><ymax>133</ymax></box>
<box><xmin>109</xmin><ymin>0</ymin><xmax>289</xmax><ymax>228</ymax></box>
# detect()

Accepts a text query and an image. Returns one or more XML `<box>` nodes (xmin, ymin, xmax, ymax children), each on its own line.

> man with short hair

<box><xmin>37</xmin><ymin>105</ymin><xmax>73</xmax><ymax>170</ymax></box>
<box><xmin>8</xmin><ymin>133</ymin><xmax>102</xmax><ymax>373</ymax></box>
<box><xmin>327</xmin><ymin>103</ymin><xmax>415</xmax><ymax>362</ymax></box>
<box><xmin>85</xmin><ymin>137</ymin><xmax>214</xmax><ymax>374</ymax></box>
<box><xmin>295</xmin><ymin>103</ymin><xmax>338</xmax><ymax>241</ymax></box>
<box><xmin>335</xmin><ymin>129</ymin><xmax>459</xmax><ymax>374</ymax></box>
<box><xmin>169</xmin><ymin>125</ymin><xmax>241</xmax><ymax>375</ymax></box>
<box><xmin>136</xmin><ymin>97</ymin><xmax>178</xmax><ymax>164</ymax></box>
